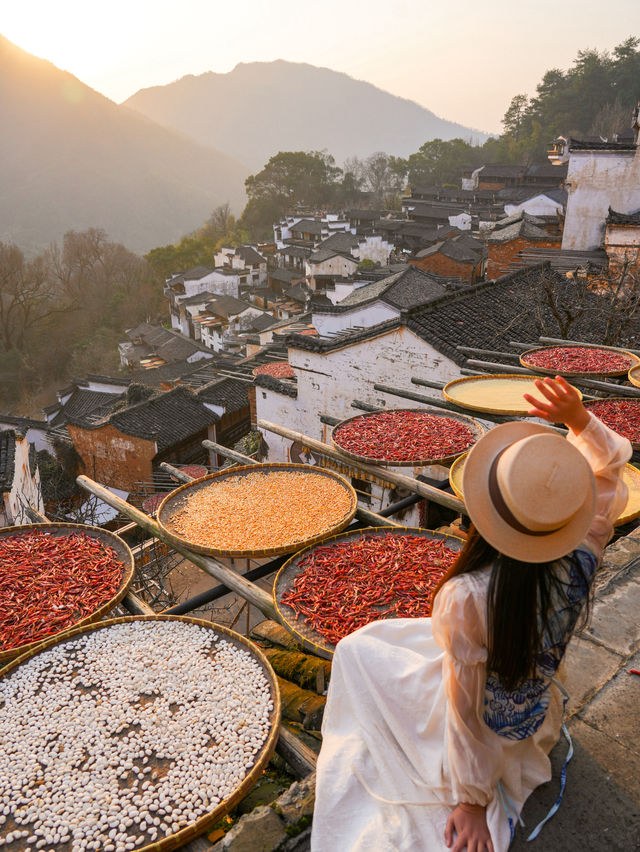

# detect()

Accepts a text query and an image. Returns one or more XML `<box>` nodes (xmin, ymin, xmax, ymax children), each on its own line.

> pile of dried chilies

<box><xmin>253</xmin><ymin>362</ymin><xmax>295</xmax><ymax>379</ymax></box>
<box><xmin>522</xmin><ymin>346</ymin><xmax>633</xmax><ymax>374</ymax></box>
<box><xmin>584</xmin><ymin>399</ymin><xmax>640</xmax><ymax>445</ymax></box>
<box><xmin>281</xmin><ymin>533</ymin><xmax>459</xmax><ymax>645</ymax></box>
<box><xmin>333</xmin><ymin>410</ymin><xmax>475</xmax><ymax>462</ymax></box>
<box><xmin>0</xmin><ymin>530</ymin><xmax>124</xmax><ymax>651</ymax></box>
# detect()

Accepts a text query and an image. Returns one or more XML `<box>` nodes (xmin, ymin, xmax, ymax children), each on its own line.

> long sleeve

<box><xmin>432</xmin><ymin>574</ymin><xmax>501</xmax><ymax>807</ymax></box>
<box><xmin>567</xmin><ymin>413</ymin><xmax>632</xmax><ymax>560</ymax></box>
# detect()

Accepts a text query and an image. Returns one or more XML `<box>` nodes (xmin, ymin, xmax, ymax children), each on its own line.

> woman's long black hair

<box><xmin>434</xmin><ymin>524</ymin><xmax>592</xmax><ymax>689</ymax></box>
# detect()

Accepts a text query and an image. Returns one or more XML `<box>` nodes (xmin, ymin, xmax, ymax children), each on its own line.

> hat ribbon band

<box><xmin>488</xmin><ymin>449</ymin><xmax>563</xmax><ymax>538</ymax></box>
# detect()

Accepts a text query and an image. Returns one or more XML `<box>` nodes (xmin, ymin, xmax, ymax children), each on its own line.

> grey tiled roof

<box><xmin>254</xmin><ymin>373</ymin><xmax>298</xmax><ymax>398</ymax></box>
<box><xmin>197</xmin><ymin>378</ymin><xmax>249</xmax><ymax>414</ymax></box>
<box><xmin>236</xmin><ymin>246</ymin><xmax>266</xmax><ymax>266</ymax></box>
<box><xmin>606</xmin><ymin>207</ymin><xmax>640</xmax><ymax>226</ymax></box>
<box><xmin>336</xmin><ymin>266</ymin><xmax>450</xmax><ymax>310</ymax></box>
<box><xmin>569</xmin><ymin>138</ymin><xmax>636</xmax><ymax>152</ymax></box>
<box><xmin>69</xmin><ymin>386</ymin><xmax>219</xmax><ymax>450</ymax></box>
<box><xmin>51</xmin><ymin>389</ymin><xmax>123</xmax><ymax>427</ymax></box>
<box><xmin>291</xmin><ymin>219</ymin><xmax>323</xmax><ymax>234</ymax></box>
<box><xmin>0</xmin><ymin>430</ymin><xmax>16</xmax><ymax>492</ymax></box>
<box><xmin>316</xmin><ymin>232</ymin><xmax>359</xmax><ymax>253</ymax></box>
<box><xmin>307</xmin><ymin>247</ymin><xmax>358</xmax><ymax>265</ymax></box>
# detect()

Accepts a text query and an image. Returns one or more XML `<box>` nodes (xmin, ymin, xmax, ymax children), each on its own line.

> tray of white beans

<box><xmin>0</xmin><ymin>616</ymin><xmax>281</xmax><ymax>852</ymax></box>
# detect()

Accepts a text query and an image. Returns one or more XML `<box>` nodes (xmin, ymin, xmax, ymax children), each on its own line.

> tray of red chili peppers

<box><xmin>583</xmin><ymin>397</ymin><xmax>640</xmax><ymax>449</ymax></box>
<box><xmin>0</xmin><ymin>523</ymin><xmax>134</xmax><ymax>663</ymax></box>
<box><xmin>331</xmin><ymin>408</ymin><xmax>484</xmax><ymax>466</ymax></box>
<box><xmin>274</xmin><ymin>526</ymin><xmax>464</xmax><ymax>659</ymax></box>
<box><xmin>520</xmin><ymin>345</ymin><xmax>639</xmax><ymax>377</ymax></box>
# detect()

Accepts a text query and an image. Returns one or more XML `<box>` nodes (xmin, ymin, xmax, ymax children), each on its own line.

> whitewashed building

<box><xmin>548</xmin><ymin>135</ymin><xmax>640</xmax><ymax>251</ymax></box>
<box><xmin>0</xmin><ymin>429</ymin><xmax>44</xmax><ymax>525</ymax></box>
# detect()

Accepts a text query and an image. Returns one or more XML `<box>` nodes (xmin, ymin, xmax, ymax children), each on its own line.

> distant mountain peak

<box><xmin>124</xmin><ymin>60</ymin><xmax>487</xmax><ymax>170</ymax></box>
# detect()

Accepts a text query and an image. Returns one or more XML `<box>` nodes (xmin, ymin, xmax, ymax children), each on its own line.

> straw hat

<box><xmin>462</xmin><ymin>421</ymin><xmax>596</xmax><ymax>563</ymax></box>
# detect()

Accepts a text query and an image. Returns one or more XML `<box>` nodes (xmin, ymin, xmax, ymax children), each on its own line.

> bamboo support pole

<box><xmin>376</xmin><ymin>383</ymin><xmax>510</xmax><ymax>424</ymax></box>
<box><xmin>159</xmin><ymin>462</ymin><xmax>193</xmax><ymax>483</ymax></box>
<box><xmin>202</xmin><ymin>440</ymin><xmax>256</xmax><ymax>466</ymax></box>
<box><xmin>204</xmin><ymin>439</ymin><xmax>401</xmax><ymax>528</ymax></box>
<box><xmin>26</xmin><ymin>506</ymin><xmax>154</xmax><ymax>615</ymax></box>
<box><xmin>76</xmin><ymin>476</ymin><xmax>278</xmax><ymax>620</ymax></box>
<box><xmin>538</xmin><ymin>336</ymin><xmax>640</xmax><ymax>356</ymax></box>
<box><xmin>257</xmin><ymin>420</ymin><xmax>465</xmax><ymax>513</ymax></box>
<box><xmin>409</xmin><ymin>377</ymin><xmax>447</xmax><ymax>391</ymax></box>
<box><xmin>351</xmin><ymin>400</ymin><xmax>382</xmax><ymax>412</ymax></box>
<box><xmin>464</xmin><ymin>359</ymin><xmax>640</xmax><ymax>397</ymax></box>
<box><xmin>455</xmin><ymin>346</ymin><xmax>521</xmax><ymax>361</ymax></box>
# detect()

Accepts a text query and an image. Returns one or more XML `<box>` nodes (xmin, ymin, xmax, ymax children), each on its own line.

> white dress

<box><xmin>311</xmin><ymin>415</ymin><xmax>631</xmax><ymax>852</ymax></box>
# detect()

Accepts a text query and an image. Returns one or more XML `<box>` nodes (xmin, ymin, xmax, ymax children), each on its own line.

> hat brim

<box><xmin>462</xmin><ymin>421</ymin><xmax>596</xmax><ymax>563</ymax></box>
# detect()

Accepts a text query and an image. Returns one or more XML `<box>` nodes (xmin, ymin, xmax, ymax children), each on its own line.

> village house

<box><xmin>409</xmin><ymin>233</ymin><xmax>486</xmax><ymax>282</ymax></box>
<box><xmin>549</xmin><ymin>131</ymin><xmax>640</xmax><ymax>251</ymax></box>
<box><xmin>485</xmin><ymin>212</ymin><xmax>562</xmax><ymax>278</ymax></box>
<box><xmin>66</xmin><ymin>386</ymin><xmax>220</xmax><ymax>495</ymax></box>
<box><xmin>0</xmin><ymin>429</ymin><xmax>44</xmax><ymax>525</ymax></box>
<box><xmin>214</xmin><ymin>245</ymin><xmax>268</xmax><ymax>287</ymax></box>
<box><xmin>164</xmin><ymin>267</ymin><xmax>250</xmax><ymax>328</ymax></box>
<box><xmin>196</xmin><ymin>378</ymin><xmax>251</xmax><ymax>459</ymax></box>
<box><xmin>310</xmin><ymin>265</ymin><xmax>456</xmax><ymax>337</ymax></box>
<box><xmin>604</xmin><ymin>207</ymin><xmax>640</xmax><ymax>272</ymax></box>
<box><xmin>503</xmin><ymin>187</ymin><xmax>567</xmax><ymax>219</ymax></box>
<box><xmin>253</xmin><ymin>264</ymin><xmax>622</xmax><ymax>521</ymax></box>
<box><xmin>274</xmin><ymin>213</ymin><xmax>351</xmax><ymax>250</ymax></box>
<box><xmin>119</xmin><ymin>323</ymin><xmax>214</xmax><ymax>369</ymax></box>
<box><xmin>305</xmin><ymin>247</ymin><xmax>359</xmax><ymax>291</ymax></box>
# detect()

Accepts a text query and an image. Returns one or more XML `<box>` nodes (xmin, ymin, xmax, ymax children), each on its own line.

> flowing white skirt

<box><xmin>311</xmin><ymin>618</ymin><xmax>561</xmax><ymax>852</ymax></box>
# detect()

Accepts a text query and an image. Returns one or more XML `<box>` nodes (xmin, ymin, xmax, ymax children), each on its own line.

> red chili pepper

<box><xmin>334</xmin><ymin>411</ymin><xmax>475</xmax><ymax>462</ymax></box>
<box><xmin>281</xmin><ymin>533</ymin><xmax>458</xmax><ymax>644</ymax></box>
<box><xmin>523</xmin><ymin>346</ymin><xmax>632</xmax><ymax>375</ymax></box>
<box><xmin>0</xmin><ymin>531</ymin><xmax>125</xmax><ymax>653</ymax></box>
<box><xmin>584</xmin><ymin>399</ymin><xmax>640</xmax><ymax>444</ymax></box>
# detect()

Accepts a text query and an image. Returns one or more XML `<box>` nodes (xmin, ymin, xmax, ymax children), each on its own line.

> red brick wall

<box><xmin>487</xmin><ymin>236</ymin><xmax>561</xmax><ymax>279</ymax></box>
<box><xmin>68</xmin><ymin>423</ymin><xmax>156</xmax><ymax>493</ymax></box>
<box><xmin>409</xmin><ymin>253</ymin><xmax>476</xmax><ymax>282</ymax></box>
<box><xmin>477</xmin><ymin>180</ymin><xmax>505</xmax><ymax>191</ymax></box>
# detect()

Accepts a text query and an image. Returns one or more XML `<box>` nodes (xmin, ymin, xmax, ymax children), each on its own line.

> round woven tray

<box><xmin>274</xmin><ymin>526</ymin><xmax>465</xmax><ymax>660</ymax></box>
<box><xmin>629</xmin><ymin>364</ymin><xmax>640</xmax><ymax>388</ymax></box>
<box><xmin>583</xmin><ymin>397</ymin><xmax>640</xmax><ymax>451</ymax></box>
<box><xmin>449</xmin><ymin>453</ymin><xmax>640</xmax><ymax>527</ymax></box>
<box><xmin>519</xmin><ymin>345</ymin><xmax>639</xmax><ymax>378</ymax></box>
<box><xmin>0</xmin><ymin>522</ymin><xmax>134</xmax><ymax>664</ymax></box>
<box><xmin>331</xmin><ymin>407</ymin><xmax>484</xmax><ymax>467</ymax></box>
<box><xmin>0</xmin><ymin>615</ymin><xmax>281</xmax><ymax>852</ymax></box>
<box><xmin>443</xmin><ymin>374</ymin><xmax>583</xmax><ymax>416</ymax></box>
<box><xmin>156</xmin><ymin>463</ymin><xmax>357</xmax><ymax>559</ymax></box>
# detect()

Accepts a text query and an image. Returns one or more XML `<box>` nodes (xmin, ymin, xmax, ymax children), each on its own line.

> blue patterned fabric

<box><xmin>483</xmin><ymin>548</ymin><xmax>598</xmax><ymax>740</ymax></box>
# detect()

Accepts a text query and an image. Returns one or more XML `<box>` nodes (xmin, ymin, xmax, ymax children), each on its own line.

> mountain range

<box><xmin>1</xmin><ymin>37</ymin><xmax>486</xmax><ymax>255</ymax></box>
<box><xmin>0</xmin><ymin>35</ymin><xmax>247</xmax><ymax>255</ymax></box>
<box><xmin>124</xmin><ymin>60</ymin><xmax>487</xmax><ymax>170</ymax></box>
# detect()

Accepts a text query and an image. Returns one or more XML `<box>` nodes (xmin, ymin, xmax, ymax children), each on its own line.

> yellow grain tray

<box><xmin>0</xmin><ymin>522</ymin><xmax>134</xmax><ymax>665</ymax></box>
<box><xmin>156</xmin><ymin>463</ymin><xmax>357</xmax><ymax>559</ymax></box>
<box><xmin>450</xmin><ymin>453</ymin><xmax>640</xmax><ymax>527</ymax></box>
<box><xmin>629</xmin><ymin>364</ymin><xmax>640</xmax><ymax>388</ymax></box>
<box><xmin>0</xmin><ymin>615</ymin><xmax>281</xmax><ymax>852</ymax></box>
<box><xmin>443</xmin><ymin>374</ymin><xmax>582</xmax><ymax>416</ymax></box>
<box><xmin>520</xmin><ymin>345</ymin><xmax>640</xmax><ymax>378</ymax></box>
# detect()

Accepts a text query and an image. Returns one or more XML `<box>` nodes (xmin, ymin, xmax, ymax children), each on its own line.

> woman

<box><xmin>311</xmin><ymin>376</ymin><xmax>631</xmax><ymax>852</ymax></box>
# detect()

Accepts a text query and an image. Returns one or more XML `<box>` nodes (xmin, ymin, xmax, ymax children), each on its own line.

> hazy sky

<box><xmin>4</xmin><ymin>1</ymin><xmax>639</xmax><ymax>133</ymax></box>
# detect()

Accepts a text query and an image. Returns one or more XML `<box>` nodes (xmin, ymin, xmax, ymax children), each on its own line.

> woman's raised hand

<box><xmin>523</xmin><ymin>375</ymin><xmax>590</xmax><ymax>435</ymax></box>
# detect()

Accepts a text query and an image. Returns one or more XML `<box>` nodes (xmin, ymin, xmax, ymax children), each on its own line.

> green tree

<box><xmin>502</xmin><ymin>94</ymin><xmax>530</xmax><ymax>140</ymax></box>
<box><xmin>241</xmin><ymin>151</ymin><xmax>342</xmax><ymax>238</ymax></box>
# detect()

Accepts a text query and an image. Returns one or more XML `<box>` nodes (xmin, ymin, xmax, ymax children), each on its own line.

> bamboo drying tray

<box><xmin>274</xmin><ymin>526</ymin><xmax>464</xmax><ymax>660</ymax></box>
<box><xmin>520</xmin><ymin>345</ymin><xmax>639</xmax><ymax>378</ymax></box>
<box><xmin>156</xmin><ymin>463</ymin><xmax>357</xmax><ymax>559</ymax></box>
<box><xmin>0</xmin><ymin>522</ymin><xmax>134</xmax><ymax>664</ymax></box>
<box><xmin>584</xmin><ymin>397</ymin><xmax>640</xmax><ymax>451</ymax></box>
<box><xmin>443</xmin><ymin>374</ymin><xmax>582</xmax><ymax>416</ymax></box>
<box><xmin>629</xmin><ymin>364</ymin><xmax>640</xmax><ymax>388</ymax></box>
<box><xmin>449</xmin><ymin>453</ymin><xmax>640</xmax><ymax>527</ymax></box>
<box><xmin>331</xmin><ymin>407</ymin><xmax>484</xmax><ymax>467</ymax></box>
<box><xmin>0</xmin><ymin>615</ymin><xmax>281</xmax><ymax>852</ymax></box>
